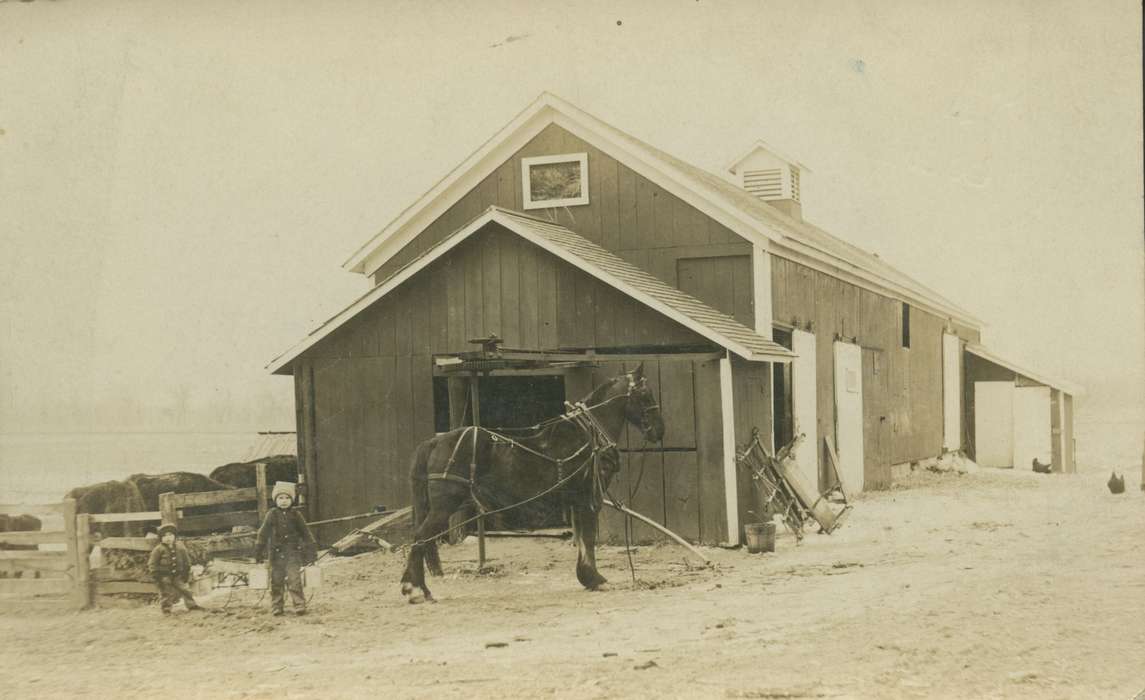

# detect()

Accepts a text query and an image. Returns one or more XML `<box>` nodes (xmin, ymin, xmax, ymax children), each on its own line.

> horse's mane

<box><xmin>581</xmin><ymin>372</ymin><xmax>626</xmax><ymax>407</ymax></box>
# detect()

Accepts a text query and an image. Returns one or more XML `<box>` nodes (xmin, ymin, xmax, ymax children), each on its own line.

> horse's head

<box><xmin>622</xmin><ymin>364</ymin><xmax>664</xmax><ymax>443</ymax></box>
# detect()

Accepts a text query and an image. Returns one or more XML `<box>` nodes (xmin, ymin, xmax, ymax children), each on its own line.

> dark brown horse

<box><xmin>401</xmin><ymin>365</ymin><xmax>664</xmax><ymax>603</ymax></box>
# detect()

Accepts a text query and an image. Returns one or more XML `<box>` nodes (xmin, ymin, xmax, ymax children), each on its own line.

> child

<box><xmin>255</xmin><ymin>482</ymin><xmax>318</xmax><ymax>616</ymax></box>
<box><xmin>147</xmin><ymin>524</ymin><xmax>203</xmax><ymax>614</ymax></box>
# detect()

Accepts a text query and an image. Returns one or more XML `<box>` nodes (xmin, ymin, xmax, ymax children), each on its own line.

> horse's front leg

<box><xmin>571</xmin><ymin>505</ymin><xmax>607</xmax><ymax>590</ymax></box>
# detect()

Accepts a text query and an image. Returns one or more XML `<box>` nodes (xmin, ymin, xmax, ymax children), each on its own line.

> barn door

<box><xmin>790</xmin><ymin>329</ymin><xmax>819</xmax><ymax>491</ymax></box>
<box><xmin>833</xmin><ymin>341</ymin><xmax>865</xmax><ymax>494</ymax></box>
<box><xmin>974</xmin><ymin>381</ymin><xmax>1014</xmax><ymax>467</ymax></box>
<box><xmin>1013</xmin><ymin>386</ymin><xmax>1051</xmax><ymax>471</ymax></box>
<box><xmin>862</xmin><ymin>348</ymin><xmax>892</xmax><ymax>489</ymax></box>
<box><xmin>942</xmin><ymin>333</ymin><xmax>962</xmax><ymax>451</ymax></box>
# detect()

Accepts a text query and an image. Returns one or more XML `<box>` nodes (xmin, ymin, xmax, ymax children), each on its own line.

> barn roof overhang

<box><xmin>267</xmin><ymin>207</ymin><xmax>795</xmax><ymax>375</ymax></box>
<box><xmin>965</xmin><ymin>343</ymin><xmax>1084</xmax><ymax>397</ymax></box>
<box><xmin>341</xmin><ymin>92</ymin><xmax>984</xmax><ymax>331</ymax></box>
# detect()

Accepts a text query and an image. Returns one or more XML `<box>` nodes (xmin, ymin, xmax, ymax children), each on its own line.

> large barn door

<box><xmin>862</xmin><ymin>348</ymin><xmax>892</xmax><ymax>490</ymax></box>
<box><xmin>1013</xmin><ymin>386</ymin><xmax>1051</xmax><ymax>471</ymax></box>
<box><xmin>942</xmin><ymin>333</ymin><xmax>962</xmax><ymax>451</ymax></box>
<box><xmin>974</xmin><ymin>381</ymin><xmax>1014</xmax><ymax>467</ymax></box>
<box><xmin>833</xmin><ymin>341</ymin><xmax>865</xmax><ymax>494</ymax></box>
<box><xmin>790</xmin><ymin>329</ymin><xmax>819</xmax><ymax>491</ymax></box>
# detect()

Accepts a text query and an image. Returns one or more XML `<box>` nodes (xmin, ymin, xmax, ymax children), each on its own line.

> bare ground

<box><xmin>2</xmin><ymin>468</ymin><xmax>1142</xmax><ymax>699</ymax></box>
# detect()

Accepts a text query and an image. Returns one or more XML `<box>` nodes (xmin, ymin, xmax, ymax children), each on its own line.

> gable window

<box><xmin>522</xmin><ymin>153</ymin><xmax>589</xmax><ymax>210</ymax></box>
<box><xmin>901</xmin><ymin>303</ymin><xmax>911</xmax><ymax>349</ymax></box>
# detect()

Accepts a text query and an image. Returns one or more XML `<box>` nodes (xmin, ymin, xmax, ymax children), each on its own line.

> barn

<box><xmin>268</xmin><ymin>93</ymin><xmax>1081</xmax><ymax>545</ymax></box>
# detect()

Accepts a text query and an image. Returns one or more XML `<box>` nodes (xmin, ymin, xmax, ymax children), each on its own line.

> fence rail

<box><xmin>2</xmin><ymin>463</ymin><xmax>273</xmax><ymax>610</ymax></box>
<box><xmin>0</xmin><ymin>499</ymin><xmax>82</xmax><ymax>610</ymax></box>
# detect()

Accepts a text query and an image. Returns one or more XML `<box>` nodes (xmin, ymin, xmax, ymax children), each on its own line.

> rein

<box><xmin>413</xmin><ymin>377</ymin><xmax>651</xmax><ymax>548</ymax></box>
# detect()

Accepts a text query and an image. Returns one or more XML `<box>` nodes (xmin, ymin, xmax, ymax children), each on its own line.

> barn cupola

<box><xmin>726</xmin><ymin>141</ymin><xmax>808</xmax><ymax>221</ymax></box>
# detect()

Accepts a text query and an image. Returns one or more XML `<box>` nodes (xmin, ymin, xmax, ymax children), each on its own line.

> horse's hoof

<box><xmin>407</xmin><ymin>594</ymin><xmax>425</xmax><ymax>605</ymax></box>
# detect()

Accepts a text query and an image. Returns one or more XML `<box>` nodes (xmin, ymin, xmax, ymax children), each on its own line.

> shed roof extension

<box><xmin>268</xmin><ymin>207</ymin><xmax>795</xmax><ymax>374</ymax></box>
<box><xmin>343</xmin><ymin>92</ymin><xmax>983</xmax><ymax>330</ymax></box>
<box><xmin>966</xmin><ymin>343</ymin><xmax>1084</xmax><ymax>396</ymax></box>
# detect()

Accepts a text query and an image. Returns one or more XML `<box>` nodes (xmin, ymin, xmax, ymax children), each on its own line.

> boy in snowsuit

<box><xmin>255</xmin><ymin>482</ymin><xmax>318</xmax><ymax>615</ymax></box>
<box><xmin>147</xmin><ymin>523</ymin><xmax>203</xmax><ymax>614</ymax></box>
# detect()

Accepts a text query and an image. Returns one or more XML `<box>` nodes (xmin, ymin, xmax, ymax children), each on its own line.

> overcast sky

<box><xmin>1</xmin><ymin>0</ymin><xmax>1141</xmax><ymax>435</ymax></box>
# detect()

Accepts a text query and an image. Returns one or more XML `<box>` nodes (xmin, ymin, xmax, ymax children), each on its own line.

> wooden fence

<box><xmin>0</xmin><ymin>500</ymin><xmax>86</xmax><ymax>610</ymax></box>
<box><xmin>158</xmin><ymin>462</ymin><xmax>269</xmax><ymax>534</ymax></box>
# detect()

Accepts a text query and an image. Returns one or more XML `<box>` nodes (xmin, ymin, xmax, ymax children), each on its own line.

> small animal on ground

<box><xmin>1106</xmin><ymin>471</ymin><xmax>1125</xmax><ymax>494</ymax></box>
<box><xmin>1032</xmin><ymin>458</ymin><xmax>1052</xmax><ymax>474</ymax></box>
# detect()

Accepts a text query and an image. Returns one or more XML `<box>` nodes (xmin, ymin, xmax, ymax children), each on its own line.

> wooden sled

<box><xmin>736</xmin><ymin>429</ymin><xmax>852</xmax><ymax>542</ymax></box>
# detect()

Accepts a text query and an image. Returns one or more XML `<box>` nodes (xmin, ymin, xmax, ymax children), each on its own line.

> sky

<box><xmin>1</xmin><ymin>0</ymin><xmax>1142</xmax><ymax>439</ymax></box>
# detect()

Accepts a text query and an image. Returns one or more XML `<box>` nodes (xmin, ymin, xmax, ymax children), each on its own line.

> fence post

<box><xmin>75</xmin><ymin>513</ymin><xmax>92</xmax><ymax>610</ymax></box>
<box><xmin>159</xmin><ymin>492</ymin><xmax>177</xmax><ymax>527</ymax></box>
<box><xmin>255</xmin><ymin>462</ymin><xmax>268</xmax><ymax>523</ymax></box>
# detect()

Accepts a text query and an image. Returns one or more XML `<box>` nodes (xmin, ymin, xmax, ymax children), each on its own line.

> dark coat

<box><xmin>256</xmin><ymin>508</ymin><xmax>317</xmax><ymax>564</ymax></box>
<box><xmin>148</xmin><ymin>541</ymin><xmax>192</xmax><ymax>583</ymax></box>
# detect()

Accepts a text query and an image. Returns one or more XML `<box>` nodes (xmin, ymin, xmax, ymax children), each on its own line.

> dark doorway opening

<box><xmin>772</xmin><ymin>328</ymin><xmax>794</xmax><ymax>450</ymax></box>
<box><xmin>432</xmin><ymin>374</ymin><xmax>567</xmax><ymax>432</ymax></box>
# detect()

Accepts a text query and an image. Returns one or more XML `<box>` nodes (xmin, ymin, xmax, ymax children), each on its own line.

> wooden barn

<box><xmin>268</xmin><ymin>93</ymin><xmax>1080</xmax><ymax>545</ymax></box>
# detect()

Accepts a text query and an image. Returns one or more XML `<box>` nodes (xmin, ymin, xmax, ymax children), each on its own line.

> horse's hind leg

<box><xmin>403</xmin><ymin>505</ymin><xmax>456</xmax><ymax>604</ymax></box>
<box><xmin>571</xmin><ymin>505</ymin><xmax>607</xmax><ymax>590</ymax></box>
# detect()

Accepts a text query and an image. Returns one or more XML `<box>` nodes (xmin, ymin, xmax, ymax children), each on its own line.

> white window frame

<box><xmin>521</xmin><ymin>152</ymin><xmax>590</xmax><ymax>210</ymax></box>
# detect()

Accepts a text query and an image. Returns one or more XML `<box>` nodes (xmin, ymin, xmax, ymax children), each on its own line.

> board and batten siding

<box><xmin>293</xmin><ymin>226</ymin><xmax>719</xmax><ymax>539</ymax></box>
<box><xmin>770</xmin><ymin>255</ymin><xmax>977</xmax><ymax>485</ymax></box>
<box><xmin>370</xmin><ymin>124</ymin><xmax>755</xmax><ymax>324</ymax></box>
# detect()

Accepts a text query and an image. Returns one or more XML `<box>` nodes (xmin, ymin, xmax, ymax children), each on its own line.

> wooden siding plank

<box><xmin>617</xmin><ymin>164</ymin><xmax>638</xmax><ymax>251</ymax></box>
<box><xmin>537</xmin><ymin>247</ymin><xmax>558</xmax><ymax>349</ymax></box>
<box><xmin>652</xmin><ymin>184</ymin><xmax>673</xmax><ymax>248</ymax></box>
<box><xmin>555</xmin><ymin>258</ymin><xmax>578</xmax><ymax>348</ymax></box>
<box><xmin>409</xmin><ymin>275</ymin><xmax>432</xmax><ymax>356</ymax></box>
<box><xmin>394</xmin><ymin>285</ymin><xmax>413</xmax><ymax>357</ymax></box>
<box><xmin>635</xmin><ymin>175</ymin><xmax>654</xmax><ymax>250</ymax></box>
<box><xmin>518</xmin><ymin>241</ymin><xmax>540</xmax><ymax>348</ymax></box>
<box><xmin>599</xmin><ymin>153</ymin><xmax>620</xmax><ymax>251</ymax></box>
<box><xmin>662</xmin><ymin>451</ymin><xmax>700</xmax><ymax>542</ymax></box>
<box><xmin>499</xmin><ymin>232</ymin><xmax>520</xmax><ymax>346</ymax></box>
<box><xmin>464</xmin><ymin>239</ymin><xmax>485</xmax><ymax>342</ymax></box>
<box><xmin>483</xmin><ymin>230</ymin><xmax>503</xmax><ymax>338</ymax></box>
<box><xmin>657</xmin><ymin>358</ymin><xmax>696</xmax><ymax>449</ymax></box>
<box><xmin>693</xmin><ymin>358</ymin><xmax>726</xmax><ymax>545</ymax></box>
<box><xmin>393</xmin><ymin>356</ymin><xmax>414</xmax><ymax>506</ymax></box>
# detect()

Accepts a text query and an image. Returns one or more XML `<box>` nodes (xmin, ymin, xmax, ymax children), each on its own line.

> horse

<box><xmin>400</xmin><ymin>364</ymin><xmax>664</xmax><ymax>603</ymax></box>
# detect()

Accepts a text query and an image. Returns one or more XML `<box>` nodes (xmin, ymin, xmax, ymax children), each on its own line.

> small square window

<box><xmin>522</xmin><ymin>153</ymin><xmax>589</xmax><ymax>210</ymax></box>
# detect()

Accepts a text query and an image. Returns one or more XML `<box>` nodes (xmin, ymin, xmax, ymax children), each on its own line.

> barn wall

<box><xmin>296</xmin><ymin>227</ymin><xmax>725</xmax><ymax>534</ymax></box>
<box><xmin>370</xmin><ymin>124</ymin><xmax>754</xmax><ymax>324</ymax></box>
<box><xmin>771</xmin><ymin>255</ymin><xmax>953</xmax><ymax>485</ymax></box>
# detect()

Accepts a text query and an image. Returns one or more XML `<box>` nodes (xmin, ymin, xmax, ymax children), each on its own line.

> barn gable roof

<box><xmin>268</xmin><ymin>207</ymin><xmax>795</xmax><ymax>374</ymax></box>
<box><xmin>342</xmin><ymin>92</ymin><xmax>983</xmax><ymax>329</ymax></box>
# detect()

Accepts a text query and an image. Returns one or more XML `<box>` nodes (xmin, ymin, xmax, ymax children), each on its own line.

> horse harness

<box><xmin>424</xmin><ymin>396</ymin><xmax>627</xmax><ymax>514</ymax></box>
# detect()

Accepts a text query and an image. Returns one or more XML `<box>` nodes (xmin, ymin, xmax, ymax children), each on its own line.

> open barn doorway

<box><xmin>433</xmin><ymin>374</ymin><xmax>567</xmax><ymax>432</ymax></box>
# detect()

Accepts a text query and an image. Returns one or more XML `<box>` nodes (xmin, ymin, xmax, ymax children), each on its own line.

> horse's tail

<box><xmin>409</xmin><ymin>438</ymin><xmax>443</xmax><ymax>577</ymax></box>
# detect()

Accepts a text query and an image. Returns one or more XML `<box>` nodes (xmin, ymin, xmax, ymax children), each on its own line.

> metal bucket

<box><xmin>744</xmin><ymin>522</ymin><xmax>776</xmax><ymax>554</ymax></box>
<box><xmin>302</xmin><ymin>565</ymin><xmax>322</xmax><ymax>589</ymax></box>
<box><xmin>247</xmin><ymin>565</ymin><xmax>268</xmax><ymax>590</ymax></box>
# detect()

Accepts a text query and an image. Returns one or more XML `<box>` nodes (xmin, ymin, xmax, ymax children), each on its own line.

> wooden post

<box><xmin>470</xmin><ymin>373</ymin><xmax>486</xmax><ymax>570</ymax></box>
<box><xmin>255</xmin><ymin>462</ymin><xmax>268</xmax><ymax>523</ymax></box>
<box><xmin>61</xmin><ymin>499</ymin><xmax>83</xmax><ymax>609</ymax></box>
<box><xmin>74</xmin><ymin>512</ymin><xmax>92</xmax><ymax>610</ymax></box>
<box><xmin>159</xmin><ymin>492</ymin><xmax>177</xmax><ymax>527</ymax></box>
